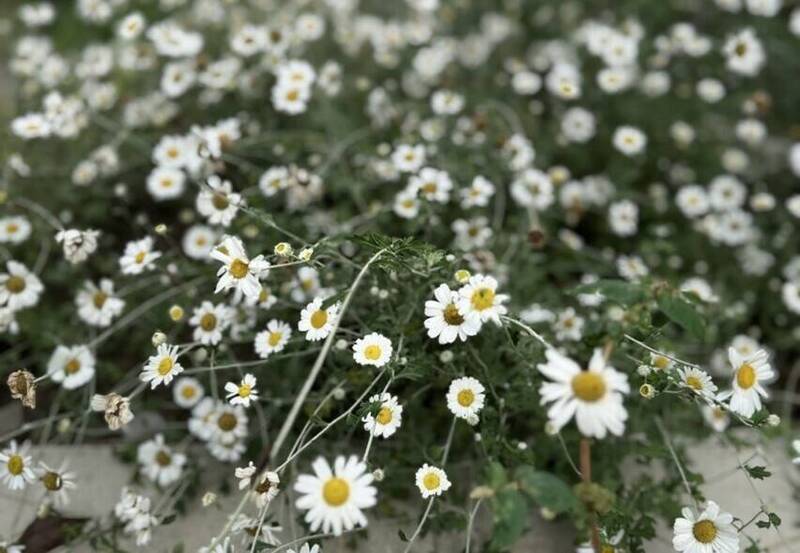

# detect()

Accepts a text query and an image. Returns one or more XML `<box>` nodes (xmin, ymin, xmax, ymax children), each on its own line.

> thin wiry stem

<box><xmin>269</xmin><ymin>247</ymin><xmax>387</xmax><ymax>462</ymax></box>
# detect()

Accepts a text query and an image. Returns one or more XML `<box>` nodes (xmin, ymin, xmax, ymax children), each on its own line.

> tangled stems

<box><xmin>268</xmin><ymin>247</ymin><xmax>387</xmax><ymax>461</ymax></box>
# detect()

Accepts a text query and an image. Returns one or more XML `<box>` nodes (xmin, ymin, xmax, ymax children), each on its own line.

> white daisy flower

<box><xmin>294</xmin><ymin>455</ymin><xmax>377</xmax><ymax>536</ymax></box>
<box><xmin>76</xmin><ymin>279</ymin><xmax>125</xmax><ymax>327</ymax></box>
<box><xmin>537</xmin><ymin>348</ymin><xmax>630</xmax><ymax>438</ymax></box>
<box><xmin>415</xmin><ymin>464</ymin><xmax>451</xmax><ymax>498</ymax></box>
<box><xmin>678</xmin><ymin>367</ymin><xmax>718</xmax><ymax>400</ymax></box>
<box><xmin>457</xmin><ymin>274</ymin><xmax>508</xmax><ymax>325</ymax></box>
<box><xmin>352</xmin><ymin>333</ymin><xmax>393</xmax><ymax>367</ymax></box>
<box><xmin>460</xmin><ymin>175</ymin><xmax>495</xmax><ymax>208</ymax></box>
<box><xmin>251</xmin><ymin>470</ymin><xmax>281</xmax><ymax>508</ymax></box>
<box><xmin>189</xmin><ymin>301</ymin><xmax>233</xmax><ymax>346</ymax></box>
<box><xmin>38</xmin><ymin>461</ymin><xmax>77</xmax><ymax>507</ymax></box>
<box><xmin>137</xmin><ymin>434</ymin><xmax>187</xmax><ymax>488</ymax></box>
<box><xmin>409</xmin><ymin>167</ymin><xmax>453</xmax><ymax>204</ymax></box>
<box><xmin>173</xmin><ymin>377</ymin><xmax>204</xmax><ymax>409</ymax></box>
<box><xmin>197</xmin><ymin>175</ymin><xmax>242</xmax><ymax>227</ymax></box>
<box><xmin>0</xmin><ymin>216</ymin><xmax>32</xmax><ymax>244</ymax></box>
<box><xmin>391</xmin><ymin>144</ymin><xmax>426</xmax><ymax>173</ymax></box>
<box><xmin>393</xmin><ymin>189</ymin><xmax>420</xmax><ymax>219</ymax></box>
<box><xmin>719</xmin><ymin>348</ymin><xmax>774</xmax><ymax>417</ymax></box>
<box><xmin>210</xmin><ymin>235</ymin><xmax>270</xmax><ymax>300</ymax></box>
<box><xmin>140</xmin><ymin>343</ymin><xmax>184</xmax><ymax>389</ymax></box>
<box><xmin>446</xmin><ymin>376</ymin><xmax>486</xmax><ymax>425</ymax></box>
<box><xmin>255</xmin><ymin>319</ymin><xmax>292</xmax><ymax>358</ymax></box>
<box><xmin>672</xmin><ymin>500</ymin><xmax>739</xmax><ymax>553</ymax></box>
<box><xmin>47</xmin><ymin>345</ymin><xmax>96</xmax><ymax>390</ymax></box>
<box><xmin>702</xmin><ymin>404</ymin><xmax>730</xmax><ymax>433</ymax></box>
<box><xmin>119</xmin><ymin>237</ymin><xmax>161</xmax><ymax>275</ymax></box>
<box><xmin>362</xmin><ymin>393</ymin><xmax>403</xmax><ymax>438</ymax></box>
<box><xmin>211</xmin><ymin>403</ymin><xmax>249</xmax><ymax>445</ymax></box>
<box><xmin>298</xmin><ymin>297</ymin><xmax>340</xmax><ymax>342</ymax></box>
<box><xmin>554</xmin><ymin>307</ymin><xmax>584</xmax><ymax>342</ymax></box>
<box><xmin>0</xmin><ymin>260</ymin><xmax>44</xmax><ymax>311</ymax></box>
<box><xmin>613</xmin><ymin>125</ymin><xmax>647</xmax><ymax>156</ymax></box>
<box><xmin>0</xmin><ymin>440</ymin><xmax>36</xmax><ymax>491</ymax></box>
<box><xmin>259</xmin><ymin>166</ymin><xmax>290</xmax><ymax>197</ymax></box>
<box><xmin>225</xmin><ymin>373</ymin><xmax>259</xmax><ymax>407</ymax></box>
<box><xmin>182</xmin><ymin>225</ymin><xmax>217</xmax><ymax>260</ymax></box>
<box><xmin>424</xmin><ymin>284</ymin><xmax>482</xmax><ymax>344</ymax></box>
<box><xmin>649</xmin><ymin>352</ymin><xmax>674</xmax><ymax>371</ymax></box>
<box><xmin>146</xmin><ymin>166</ymin><xmax>185</xmax><ymax>200</ymax></box>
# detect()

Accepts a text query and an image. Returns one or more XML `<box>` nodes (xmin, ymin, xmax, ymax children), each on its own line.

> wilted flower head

<box><xmin>91</xmin><ymin>393</ymin><xmax>135</xmax><ymax>430</ymax></box>
<box><xmin>7</xmin><ymin>369</ymin><xmax>36</xmax><ymax>408</ymax></box>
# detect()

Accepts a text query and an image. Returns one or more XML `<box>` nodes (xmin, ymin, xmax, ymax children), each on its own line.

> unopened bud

<box><xmin>274</xmin><ymin>242</ymin><xmax>292</xmax><ymax>257</ymax></box>
<box><xmin>639</xmin><ymin>383</ymin><xmax>655</xmax><ymax>399</ymax></box>
<box><xmin>454</xmin><ymin>269</ymin><xmax>471</xmax><ymax>283</ymax></box>
<box><xmin>152</xmin><ymin>331</ymin><xmax>167</xmax><ymax>347</ymax></box>
<box><xmin>169</xmin><ymin>305</ymin><xmax>184</xmax><ymax>321</ymax></box>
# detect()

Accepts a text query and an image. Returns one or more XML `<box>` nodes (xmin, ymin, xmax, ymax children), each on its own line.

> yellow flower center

<box><xmin>443</xmin><ymin>303</ymin><xmax>464</xmax><ymax>325</ymax></box>
<box><xmin>238</xmin><ymin>384</ymin><xmax>252</xmax><ymax>398</ymax></box>
<box><xmin>422</xmin><ymin>472</ymin><xmax>440</xmax><ymax>490</ymax></box>
<box><xmin>310</xmin><ymin>309</ymin><xmax>328</xmax><ymax>329</ymax></box>
<box><xmin>376</xmin><ymin>406</ymin><xmax>393</xmax><ymax>425</ymax></box>
<box><xmin>692</xmin><ymin>520</ymin><xmax>717</xmax><ymax>544</ymax></box>
<box><xmin>685</xmin><ymin>376</ymin><xmax>703</xmax><ymax>391</ymax></box>
<box><xmin>230</xmin><ymin>258</ymin><xmax>249</xmax><ymax>279</ymax></box>
<box><xmin>470</xmin><ymin>287</ymin><xmax>495</xmax><ymax>311</ymax></box>
<box><xmin>64</xmin><ymin>358</ymin><xmax>81</xmax><ymax>375</ymax></box>
<box><xmin>322</xmin><ymin>477</ymin><xmax>350</xmax><ymax>506</ymax></box>
<box><xmin>134</xmin><ymin>251</ymin><xmax>147</xmax><ymax>264</ymax></box>
<box><xmin>7</xmin><ymin>223</ymin><xmax>19</xmax><ymax>233</ymax></box>
<box><xmin>42</xmin><ymin>471</ymin><xmax>62</xmax><ymax>491</ymax></box>
<box><xmin>571</xmin><ymin>372</ymin><xmax>606</xmax><ymax>402</ymax></box>
<box><xmin>7</xmin><ymin>454</ymin><xmax>24</xmax><ymax>476</ymax></box>
<box><xmin>286</xmin><ymin>89</ymin><xmax>300</xmax><ymax>102</ymax></box>
<box><xmin>457</xmin><ymin>389</ymin><xmax>475</xmax><ymax>407</ymax></box>
<box><xmin>734</xmin><ymin>42</ymin><xmax>747</xmax><ymax>57</ymax></box>
<box><xmin>212</xmin><ymin>193</ymin><xmax>229</xmax><ymax>210</ymax></box>
<box><xmin>200</xmin><ymin>313</ymin><xmax>217</xmax><ymax>331</ymax></box>
<box><xmin>267</xmin><ymin>331</ymin><xmax>283</xmax><ymax>347</ymax></box>
<box><xmin>421</xmin><ymin>182</ymin><xmax>437</xmax><ymax>194</ymax></box>
<box><xmin>736</xmin><ymin>363</ymin><xmax>756</xmax><ymax>389</ymax></box>
<box><xmin>155</xmin><ymin>450</ymin><xmax>172</xmax><ymax>466</ymax></box>
<box><xmin>92</xmin><ymin>291</ymin><xmax>108</xmax><ymax>308</ymax></box>
<box><xmin>217</xmin><ymin>412</ymin><xmax>237</xmax><ymax>431</ymax></box>
<box><xmin>181</xmin><ymin>386</ymin><xmax>196</xmax><ymax>399</ymax></box>
<box><xmin>157</xmin><ymin>357</ymin><xmax>174</xmax><ymax>376</ymax></box>
<box><xmin>653</xmin><ymin>355</ymin><xmax>670</xmax><ymax>370</ymax></box>
<box><xmin>5</xmin><ymin>275</ymin><xmax>25</xmax><ymax>293</ymax></box>
<box><xmin>363</xmin><ymin>344</ymin><xmax>382</xmax><ymax>361</ymax></box>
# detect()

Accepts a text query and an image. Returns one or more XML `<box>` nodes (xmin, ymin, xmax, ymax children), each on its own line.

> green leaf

<box><xmin>486</xmin><ymin>461</ymin><xmax>508</xmax><ymax>489</ymax></box>
<box><xmin>573</xmin><ymin>279</ymin><xmax>645</xmax><ymax>305</ymax></box>
<box><xmin>515</xmin><ymin>466</ymin><xmax>579</xmax><ymax>514</ymax></box>
<box><xmin>657</xmin><ymin>294</ymin><xmax>705</xmax><ymax>338</ymax></box>
<box><xmin>490</xmin><ymin>489</ymin><xmax>529</xmax><ymax>550</ymax></box>
<box><xmin>744</xmin><ymin>465</ymin><xmax>771</xmax><ymax>480</ymax></box>
<box><xmin>767</xmin><ymin>512</ymin><xmax>782</xmax><ymax>527</ymax></box>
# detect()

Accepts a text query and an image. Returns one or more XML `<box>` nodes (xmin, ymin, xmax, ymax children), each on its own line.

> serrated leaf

<box><xmin>744</xmin><ymin>465</ymin><xmax>771</xmax><ymax>480</ymax></box>
<box><xmin>657</xmin><ymin>294</ymin><xmax>705</xmax><ymax>338</ymax></box>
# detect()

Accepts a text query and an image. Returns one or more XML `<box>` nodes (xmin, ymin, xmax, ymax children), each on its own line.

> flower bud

<box><xmin>151</xmin><ymin>331</ymin><xmax>167</xmax><ymax>347</ymax></box>
<box><xmin>169</xmin><ymin>305</ymin><xmax>184</xmax><ymax>321</ymax></box>
<box><xmin>274</xmin><ymin>242</ymin><xmax>292</xmax><ymax>256</ymax></box>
